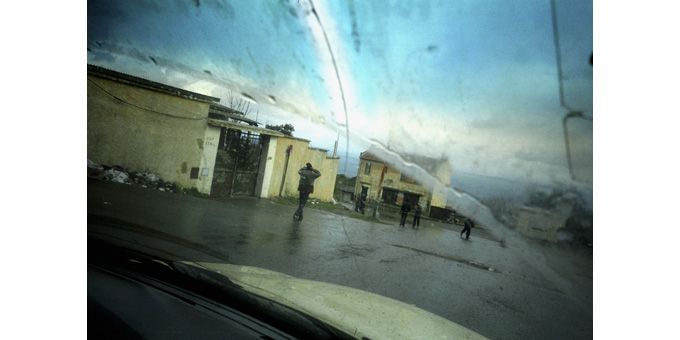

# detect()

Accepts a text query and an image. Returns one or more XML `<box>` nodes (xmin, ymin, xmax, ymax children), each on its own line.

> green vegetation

<box><xmin>265</xmin><ymin>123</ymin><xmax>295</xmax><ymax>136</ymax></box>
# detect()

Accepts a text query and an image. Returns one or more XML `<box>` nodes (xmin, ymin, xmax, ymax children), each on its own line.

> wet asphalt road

<box><xmin>88</xmin><ymin>180</ymin><xmax>592</xmax><ymax>340</ymax></box>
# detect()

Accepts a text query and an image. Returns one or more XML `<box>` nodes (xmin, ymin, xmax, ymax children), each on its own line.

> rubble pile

<box><xmin>129</xmin><ymin>171</ymin><xmax>178</xmax><ymax>192</ymax></box>
<box><xmin>87</xmin><ymin>159</ymin><xmax>105</xmax><ymax>180</ymax></box>
<box><xmin>103</xmin><ymin>166</ymin><xmax>130</xmax><ymax>184</ymax></box>
<box><xmin>88</xmin><ymin>159</ymin><xmax>178</xmax><ymax>193</ymax></box>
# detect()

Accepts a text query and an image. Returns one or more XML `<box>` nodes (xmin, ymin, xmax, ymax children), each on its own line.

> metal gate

<box><xmin>210</xmin><ymin>128</ymin><xmax>263</xmax><ymax>198</ymax></box>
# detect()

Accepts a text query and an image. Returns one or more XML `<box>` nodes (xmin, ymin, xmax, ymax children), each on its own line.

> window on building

<box><xmin>381</xmin><ymin>188</ymin><xmax>398</xmax><ymax>205</ymax></box>
<box><xmin>364</xmin><ymin>161</ymin><xmax>371</xmax><ymax>175</ymax></box>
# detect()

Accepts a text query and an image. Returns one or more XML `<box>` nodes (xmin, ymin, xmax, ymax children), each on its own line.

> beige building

<box><xmin>87</xmin><ymin>64</ymin><xmax>221</xmax><ymax>190</ymax></box>
<box><xmin>353</xmin><ymin>151</ymin><xmax>452</xmax><ymax>217</ymax></box>
<box><xmin>264</xmin><ymin>136</ymin><xmax>340</xmax><ymax>201</ymax></box>
<box><xmin>88</xmin><ymin>64</ymin><xmax>338</xmax><ymax>201</ymax></box>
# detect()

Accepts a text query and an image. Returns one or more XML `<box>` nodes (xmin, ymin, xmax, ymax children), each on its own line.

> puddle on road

<box><xmin>482</xmin><ymin>295</ymin><xmax>526</xmax><ymax>315</ymax></box>
<box><xmin>378</xmin><ymin>253</ymin><xmax>420</xmax><ymax>264</ymax></box>
<box><xmin>390</xmin><ymin>244</ymin><xmax>499</xmax><ymax>273</ymax></box>
<box><xmin>334</xmin><ymin>244</ymin><xmax>377</xmax><ymax>259</ymax></box>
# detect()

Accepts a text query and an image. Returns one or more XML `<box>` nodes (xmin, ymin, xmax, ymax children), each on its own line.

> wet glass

<box><xmin>88</xmin><ymin>1</ymin><xmax>593</xmax><ymax>339</ymax></box>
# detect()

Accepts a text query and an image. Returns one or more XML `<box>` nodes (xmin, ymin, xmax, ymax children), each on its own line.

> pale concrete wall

<box><xmin>256</xmin><ymin>136</ymin><xmax>278</xmax><ymax>198</ymax></box>
<box><xmin>88</xmin><ymin>75</ymin><xmax>211</xmax><ymax>189</ymax></box>
<box><xmin>266</xmin><ymin>136</ymin><xmax>338</xmax><ymax>201</ymax></box>
<box><xmin>430</xmin><ymin>162</ymin><xmax>453</xmax><ymax>208</ymax></box>
<box><xmin>430</xmin><ymin>186</ymin><xmax>449</xmax><ymax>209</ymax></box>
<box><xmin>267</xmin><ymin>137</ymin><xmax>309</xmax><ymax>198</ymax></box>
<box><xmin>315</xmin><ymin>156</ymin><xmax>340</xmax><ymax>201</ymax></box>
<box><xmin>195</xmin><ymin>126</ymin><xmax>221</xmax><ymax>194</ymax></box>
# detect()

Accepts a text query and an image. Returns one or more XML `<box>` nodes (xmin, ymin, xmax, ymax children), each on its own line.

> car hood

<box><xmin>187</xmin><ymin>261</ymin><xmax>486</xmax><ymax>340</ymax></box>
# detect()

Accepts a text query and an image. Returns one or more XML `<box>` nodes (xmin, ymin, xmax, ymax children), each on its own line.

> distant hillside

<box><xmin>452</xmin><ymin>171</ymin><xmax>592</xmax><ymax>209</ymax></box>
<box><xmin>338</xmin><ymin>156</ymin><xmax>360</xmax><ymax>176</ymax></box>
<box><xmin>452</xmin><ymin>171</ymin><xmax>531</xmax><ymax>202</ymax></box>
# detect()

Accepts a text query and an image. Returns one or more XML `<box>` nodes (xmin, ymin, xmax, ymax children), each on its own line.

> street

<box><xmin>88</xmin><ymin>179</ymin><xmax>592</xmax><ymax>340</ymax></box>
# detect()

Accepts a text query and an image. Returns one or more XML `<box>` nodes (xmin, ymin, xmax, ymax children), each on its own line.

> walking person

<box><xmin>460</xmin><ymin>217</ymin><xmax>474</xmax><ymax>240</ymax></box>
<box><xmin>294</xmin><ymin>163</ymin><xmax>321</xmax><ymax>221</ymax></box>
<box><xmin>399</xmin><ymin>201</ymin><xmax>411</xmax><ymax>227</ymax></box>
<box><xmin>412</xmin><ymin>204</ymin><xmax>422</xmax><ymax>229</ymax></box>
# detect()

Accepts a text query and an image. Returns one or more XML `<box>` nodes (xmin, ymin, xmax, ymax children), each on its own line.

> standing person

<box><xmin>460</xmin><ymin>217</ymin><xmax>474</xmax><ymax>240</ymax></box>
<box><xmin>358</xmin><ymin>193</ymin><xmax>366</xmax><ymax>214</ymax></box>
<box><xmin>354</xmin><ymin>193</ymin><xmax>366</xmax><ymax>214</ymax></box>
<box><xmin>294</xmin><ymin>163</ymin><xmax>321</xmax><ymax>221</ymax></box>
<box><xmin>412</xmin><ymin>204</ymin><xmax>422</xmax><ymax>229</ymax></box>
<box><xmin>399</xmin><ymin>201</ymin><xmax>411</xmax><ymax>227</ymax></box>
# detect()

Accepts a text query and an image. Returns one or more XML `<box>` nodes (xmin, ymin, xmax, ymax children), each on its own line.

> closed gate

<box><xmin>210</xmin><ymin>128</ymin><xmax>263</xmax><ymax>198</ymax></box>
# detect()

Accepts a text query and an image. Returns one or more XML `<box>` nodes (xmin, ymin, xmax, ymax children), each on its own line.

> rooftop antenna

<box><xmin>332</xmin><ymin>130</ymin><xmax>339</xmax><ymax>157</ymax></box>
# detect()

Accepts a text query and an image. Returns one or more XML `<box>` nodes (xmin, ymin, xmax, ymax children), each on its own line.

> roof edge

<box><xmin>87</xmin><ymin>64</ymin><xmax>220</xmax><ymax>103</ymax></box>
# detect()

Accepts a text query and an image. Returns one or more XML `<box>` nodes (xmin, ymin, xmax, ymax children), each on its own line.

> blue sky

<box><xmin>88</xmin><ymin>0</ymin><xmax>592</xmax><ymax>187</ymax></box>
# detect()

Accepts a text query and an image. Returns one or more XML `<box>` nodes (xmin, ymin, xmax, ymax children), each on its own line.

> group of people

<box><xmin>294</xmin><ymin>161</ymin><xmax>475</xmax><ymax>240</ymax></box>
<box><xmin>399</xmin><ymin>201</ymin><xmax>422</xmax><ymax>229</ymax></box>
<box><xmin>401</xmin><ymin>202</ymin><xmax>475</xmax><ymax>238</ymax></box>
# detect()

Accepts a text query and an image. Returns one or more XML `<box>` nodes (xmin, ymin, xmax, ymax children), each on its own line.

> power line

<box><xmin>550</xmin><ymin>0</ymin><xmax>572</xmax><ymax>113</ymax></box>
<box><xmin>88</xmin><ymin>78</ymin><xmax>208</xmax><ymax>121</ymax></box>
<box><xmin>307</xmin><ymin>0</ymin><xmax>351</xmax><ymax>175</ymax></box>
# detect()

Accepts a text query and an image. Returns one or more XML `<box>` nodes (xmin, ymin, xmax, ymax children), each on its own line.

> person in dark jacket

<box><xmin>355</xmin><ymin>193</ymin><xmax>366</xmax><ymax>215</ymax></box>
<box><xmin>412</xmin><ymin>204</ymin><xmax>422</xmax><ymax>229</ymax></box>
<box><xmin>294</xmin><ymin>163</ymin><xmax>321</xmax><ymax>221</ymax></box>
<box><xmin>461</xmin><ymin>218</ymin><xmax>474</xmax><ymax>240</ymax></box>
<box><xmin>399</xmin><ymin>201</ymin><xmax>411</xmax><ymax>227</ymax></box>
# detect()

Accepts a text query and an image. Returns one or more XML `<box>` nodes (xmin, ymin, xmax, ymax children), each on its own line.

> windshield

<box><xmin>87</xmin><ymin>0</ymin><xmax>592</xmax><ymax>339</ymax></box>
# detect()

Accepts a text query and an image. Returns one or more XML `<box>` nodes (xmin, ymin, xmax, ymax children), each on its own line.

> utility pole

<box><xmin>332</xmin><ymin>139</ymin><xmax>338</xmax><ymax>158</ymax></box>
<box><xmin>372</xmin><ymin>165</ymin><xmax>388</xmax><ymax>218</ymax></box>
